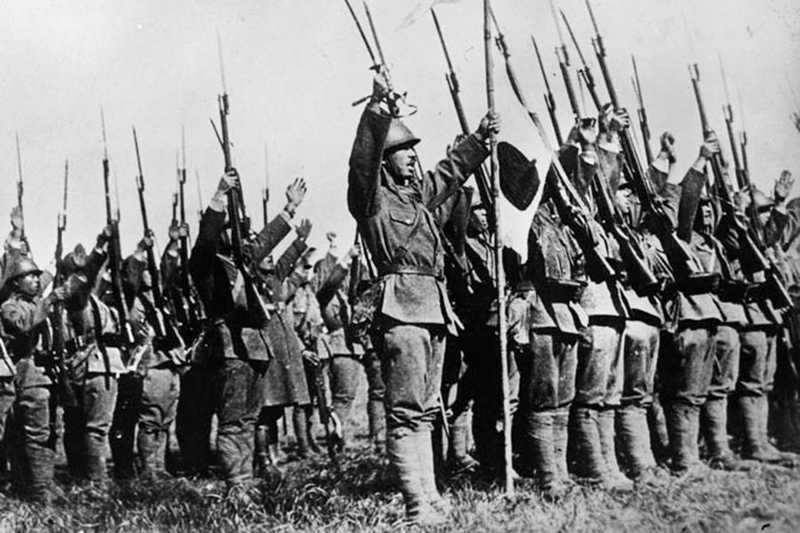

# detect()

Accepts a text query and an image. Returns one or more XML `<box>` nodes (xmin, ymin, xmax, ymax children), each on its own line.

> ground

<box><xmin>1</xmin><ymin>381</ymin><xmax>799</xmax><ymax>532</ymax></box>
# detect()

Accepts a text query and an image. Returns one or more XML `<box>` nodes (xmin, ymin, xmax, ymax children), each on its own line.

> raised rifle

<box><xmin>51</xmin><ymin>159</ymin><xmax>77</xmax><ymax>407</ymax></box>
<box><xmin>531</xmin><ymin>34</ymin><xmax>563</xmax><ymax>145</ymax></box>
<box><xmin>584</xmin><ymin>0</ymin><xmax>697</xmax><ymax>280</ymax></box>
<box><xmin>176</xmin><ymin>133</ymin><xmax>206</xmax><ymax>336</ymax></box>
<box><xmin>14</xmin><ymin>132</ymin><xmax>26</xmax><ymax>245</ymax></box>
<box><xmin>550</xmin><ymin>2</ymin><xmax>581</xmax><ymax>120</ymax></box>
<box><xmin>133</xmin><ymin>127</ymin><xmax>170</xmax><ymax>339</ymax></box>
<box><xmin>210</xmin><ymin>33</ymin><xmax>249</xmax><ymax>266</ymax></box>
<box><xmin>262</xmin><ymin>143</ymin><xmax>269</xmax><ymax>228</ymax></box>
<box><xmin>560</xmin><ymin>7</ymin><xmax>603</xmax><ymax>111</ymax></box>
<box><xmin>689</xmin><ymin>63</ymin><xmax>791</xmax><ymax>308</ymax></box>
<box><xmin>489</xmin><ymin>6</ymin><xmax>615</xmax><ymax>283</ymax></box>
<box><xmin>631</xmin><ymin>55</ymin><xmax>653</xmax><ymax>165</ymax></box>
<box><xmin>430</xmin><ymin>6</ymin><xmax>494</xmax><ymax>217</ymax></box>
<box><xmin>209</xmin><ymin>34</ymin><xmax>269</xmax><ymax>328</ymax></box>
<box><xmin>101</xmin><ymin>110</ymin><xmax>135</xmax><ymax>353</ymax></box>
<box><xmin>552</xmin><ymin>24</ymin><xmax>657</xmax><ymax>294</ymax></box>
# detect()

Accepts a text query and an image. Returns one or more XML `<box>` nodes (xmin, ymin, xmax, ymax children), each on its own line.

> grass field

<box><xmin>1</xmin><ymin>377</ymin><xmax>799</xmax><ymax>532</ymax></box>
<box><xmin>1</xmin><ymin>440</ymin><xmax>799</xmax><ymax>532</ymax></box>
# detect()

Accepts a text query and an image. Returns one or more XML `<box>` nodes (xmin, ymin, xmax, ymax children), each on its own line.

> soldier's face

<box><xmin>700</xmin><ymin>203</ymin><xmax>714</xmax><ymax>229</ymax></box>
<box><xmin>385</xmin><ymin>147</ymin><xmax>417</xmax><ymax>182</ymax></box>
<box><xmin>16</xmin><ymin>273</ymin><xmax>40</xmax><ymax>296</ymax></box>
<box><xmin>472</xmin><ymin>207</ymin><xmax>488</xmax><ymax>232</ymax></box>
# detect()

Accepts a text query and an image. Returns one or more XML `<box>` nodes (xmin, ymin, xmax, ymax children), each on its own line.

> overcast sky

<box><xmin>1</xmin><ymin>0</ymin><xmax>799</xmax><ymax>266</ymax></box>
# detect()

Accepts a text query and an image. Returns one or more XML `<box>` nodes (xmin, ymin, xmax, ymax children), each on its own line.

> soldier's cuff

<box><xmin>209</xmin><ymin>192</ymin><xmax>227</xmax><ymax>213</ymax></box>
<box><xmin>651</xmin><ymin>157</ymin><xmax>671</xmax><ymax>175</ymax></box>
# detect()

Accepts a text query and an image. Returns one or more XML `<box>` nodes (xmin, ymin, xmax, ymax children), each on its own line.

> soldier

<box><xmin>0</xmin><ymin>253</ymin><xmax>63</xmax><ymax>502</ymax></box>
<box><xmin>253</xmin><ymin>218</ymin><xmax>313</xmax><ymax>472</ymax></box>
<box><xmin>647</xmin><ymin>133</ymin><xmax>724</xmax><ymax>475</ymax></box>
<box><xmin>60</xmin><ymin>235</ymin><xmax>123</xmax><ymax>485</ymax></box>
<box><xmin>347</xmin><ymin>70</ymin><xmax>498</xmax><ymax>525</ymax></box>
<box><xmin>613</xmin><ymin>184</ymin><xmax>671</xmax><ymax>482</ymax></box>
<box><xmin>558</xmin><ymin>111</ymin><xmax>632</xmax><ymax>492</ymax></box>
<box><xmin>315</xmin><ymin>240</ymin><xmax>369</xmax><ymax>450</ymax></box>
<box><xmin>119</xmin><ymin>242</ymin><xmax>187</xmax><ymax>479</ymax></box>
<box><xmin>189</xmin><ymin>170</ymin><xmax>306</xmax><ymax>486</ymax></box>
<box><xmin>511</xmin><ymin>160</ymin><xmax>585</xmax><ymax>499</ymax></box>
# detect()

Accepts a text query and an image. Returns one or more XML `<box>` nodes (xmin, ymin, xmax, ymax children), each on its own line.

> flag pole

<box><xmin>484</xmin><ymin>0</ymin><xmax>513</xmax><ymax>496</ymax></box>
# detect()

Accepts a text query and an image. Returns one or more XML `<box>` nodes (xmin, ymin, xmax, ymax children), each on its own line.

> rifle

<box><xmin>489</xmin><ymin>6</ymin><xmax>615</xmax><ymax>283</ymax></box>
<box><xmin>14</xmin><ymin>132</ymin><xmax>26</xmax><ymax>244</ymax></box>
<box><xmin>133</xmin><ymin>126</ymin><xmax>173</xmax><ymax>339</ymax></box>
<box><xmin>689</xmin><ymin>63</ymin><xmax>791</xmax><ymax>308</ymax></box>
<box><xmin>631</xmin><ymin>55</ymin><xmax>654</xmax><ymax>165</ymax></box>
<box><xmin>550</xmin><ymin>2</ymin><xmax>581</xmax><ymax>120</ymax></box>
<box><xmin>260</xmin><ymin>144</ymin><xmax>274</xmax><ymax>278</ymax></box>
<box><xmin>531</xmin><ymin>34</ymin><xmax>563</xmax><ymax>146</ymax></box>
<box><xmin>430</xmin><ymin>6</ymin><xmax>494</xmax><ymax>217</ymax></box>
<box><xmin>209</xmin><ymin>34</ymin><xmax>270</xmax><ymax>328</ymax></box>
<box><xmin>210</xmin><ymin>33</ymin><xmax>249</xmax><ymax>267</ymax></box>
<box><xmin>551</xmin><ymin>24</ymin><xmax>657</xmax><ymax>294</ymax></box>
<box><xmin>101</xmin><ymin>110</ymin><xmax>135</xmax><ymax>355</ymax></box>
<box><xmin>584</xmin><ymin>0</ymin><xmax>698</xmax><ymax>280</ymax></box>
<box><xmin>175</xmin><ymin>133</ymin><xmax>206</xmax><ymax>338</ymax></box>
<box><xmin>560</xmin><ymin>7</ymin><xmax>602</xmax><ymax>111</ymax></box>
<box><xmin>344</xmin><ymin>0</ymin><xmax>415</xmax><ymax>116</ymax></box>
<box><xmin>51</xmin><ymin>159</ymin><xmax>77</xmax><ymax>407</ymax></box>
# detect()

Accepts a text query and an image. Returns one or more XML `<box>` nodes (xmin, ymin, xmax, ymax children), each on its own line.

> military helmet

<box><xmin>384</xmin><ymin>118</ymin><xmax>420</xmax><ymax>153</ymax></box>
<box><xmin>3</xmin><ymin>254</ymin><xmax>42</xmax><ymax>284</ymax></box>
<box><xmin>0</xmin><ymin>253</ymin><xmax>42</xmax><ymax>299</ymax></box>
<box><xmin>61</xmin><ymin>244</ymin><xmax>88</xmax><ymax>276</ymax></box>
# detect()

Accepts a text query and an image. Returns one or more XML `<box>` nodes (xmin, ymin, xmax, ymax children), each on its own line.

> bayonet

<box><xmin>532</xmin><ymin>34</ymin><xmax>563</xmax><ymax>145</ymax></box>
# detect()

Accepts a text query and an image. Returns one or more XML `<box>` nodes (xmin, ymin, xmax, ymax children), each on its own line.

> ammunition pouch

<box><xmin>717</xmin><ymin>280</ymin><xmax>750</xmax><ymax>303</ymax></box>
<box><xmin>677</xmin><ymin>273</ymin><xmax>720</xmax><ymax>296</ymax></box>
<box><xmin>744</xmin><ymin>282</ymin><xmax>768</xmax><ymax>303</ymax></box>
<box><xmin>539</xmin><ymin>278</ymin><xmax>586</xmax><ymax>303</ymax></box>
<box><xmin>65</xmin><ymin>332</ymin><xmax>122</xmax><ymax>353</ymax></box>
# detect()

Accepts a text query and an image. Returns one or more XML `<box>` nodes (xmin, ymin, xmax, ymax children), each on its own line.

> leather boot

<box><xmin>666</xmin><ymin>402</ymin><xmax>705</xmax><ymax>475</ymax></box>
<box><xmin>137</xmin><ymin>430</ymin><xmax>160</xmax><ymax>478</ymax></box>
<box><xmin>617</xmin><ymin>404</ymin><xmax>658</xmax><ymax>478</ymax></box>
<box><xmin>417</xmin><ymin>430</ymin><xmax>452</xmax><ymax>516</ymax></box>
<box><xmin>528</xmin><ymin>411</ymin><xmax>565</xmax><ymax>500</ymax></box>
<box><xmin>648</xmin><ymin>400</ymin><xmax>671</xmax><ymax>464</ymax></box>
<box><xmin>387</xmin><ymin>432</ymin><xmax>446</xmax><ymax>527</ymax></box>
<box><xmin>570</xmin><ymin>407</ymin><xmax>607</xmax><ymax>482</ymax></box>
<box><xmin>303</xmin><ymin>406</ymin><xmax>322</xmax><ymax>455</ymax></box>
<box><xmin>552</xmin><ymin>406</ymin><xmax>573</xmax><ymax>487</ymax></box>
<box><xmin>598</xmin><ymin>407</ymin><xmax>633</xmax><ymax>491</ymax></box>
<box><xmin>700</xmin><ymin>398</ymin><xmax>751</xmax><ymax>471</ymax></box>
<box><xmin>292</xmin><ymin>407</ymin><xmax>313</xmax><ymax>458</ymax></box>
<box><xmin>758</xmin><ymin>395</ymin><xmax>799</xmax><ymax>467</ymax></box>
<box><xmin>447</xmin><ymin>410</ymin><xmax>478</xmax><ymax>474</ymax></box>
<box><xmin>254</xmin><ymin>423</ymin><xmax>269</xmax><ymax>478</ymax></box>
<box><xmin>367</xmin><ymin>399</ymin><xmax>386</xmax><ymax>450</ymax></box>
<box><xmin>26</xmin><ymin>445</ymin><xmax>56</xmax><ymax>504</ymax></box>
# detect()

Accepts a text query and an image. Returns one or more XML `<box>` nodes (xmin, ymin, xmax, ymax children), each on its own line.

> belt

<box><xmin>677</xmin><ymin>273</ymin><xmax>720</xmax><ymax>296</ymax></box>
<box><xmin>539</xmin><ymin>278</ymin><xmax>586</xmax><ymax>303</ymax></box>
<box><xmin>717</xmin><ymin>280</ymin><xmax>749</xmax><ymax>303</ymax></box>
<box><xmin>65</xmin><ymin>333</ymin><xmax>121</xmax><ymax>353</ymax></box>
<box><xmin>380</xmin><ymin>264</ymin><xmax>443</xmax><ymax>280</ymax></box>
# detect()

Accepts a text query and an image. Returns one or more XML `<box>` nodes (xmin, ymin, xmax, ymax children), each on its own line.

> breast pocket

<box><xmin>389</xmin><ymin>208</ymin><xmax>417</xmax><ymax>227</ymax></box>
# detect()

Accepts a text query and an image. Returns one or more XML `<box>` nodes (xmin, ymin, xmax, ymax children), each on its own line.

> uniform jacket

<box><xmin>347</xmin><ymin>106</ymin><xmax>489</xmax><ymax>330</ymax></box>
<box><xmin>189</xmin><ymin>207</ymin><xmax>291</xmax><ymax>361</ymax></box>
<box><xmin>258</xmin><ymin>238</ymin><xmax>311</xmax><ymax>407</ymax></box>
<box><xmin>1</xmin><ymin>292</ymin><xmax>52</xmax><ymax>387</ymax></box>
<box><xmin>316</xmin><ymin>258</ymin><xmax>366</xmax><ymax>357</ymax></box>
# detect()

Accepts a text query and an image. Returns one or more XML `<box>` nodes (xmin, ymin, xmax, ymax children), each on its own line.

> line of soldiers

<box><xmin>0</xmin><ymin>171</ymin><xmax>392</xmax><ymax>503</ymax></box>
<box><xmin>345</xmin><ymin>69</ymin><xmax>800</xmax><ymax>526</ymax></box>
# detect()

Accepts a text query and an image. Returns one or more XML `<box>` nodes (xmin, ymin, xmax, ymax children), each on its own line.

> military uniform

<box><xmin>653</xmin><ymin>165</ymin><xmax>723</xmax><ymax>473</ymax></box>
<box><xmin>0</xmin><ymin>256</ymin><xmax>57</xmax><ymax>502</ymax></box>
<box><xmin>348</xmin><ymin>100</ymin><xmax>488</xmax><ymax>521</ymax></box>
<box><xmin>513</xmin><ymin>200</ymin><xmax>585</xmax><ymax>496</ymax></box>
<box><xmin>189</xmin><ymin>195</ymin><xmax>295</xmax><ymax>484</ymax></box>
<box><xmin>254</xmin><ymin>236</ymin><xmax>312</xmax><ymax>469</ymax></box>
<box><xmin>60</xmin><ymin>245</ymin><xmax>124</xmax><ymax>483</ymax></box>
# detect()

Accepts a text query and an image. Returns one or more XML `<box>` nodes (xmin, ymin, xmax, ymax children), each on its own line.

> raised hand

<box><xmin>774</xmin><ymin>170</ymin><xmax>794</xmax><ymax>204</ymax></box>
